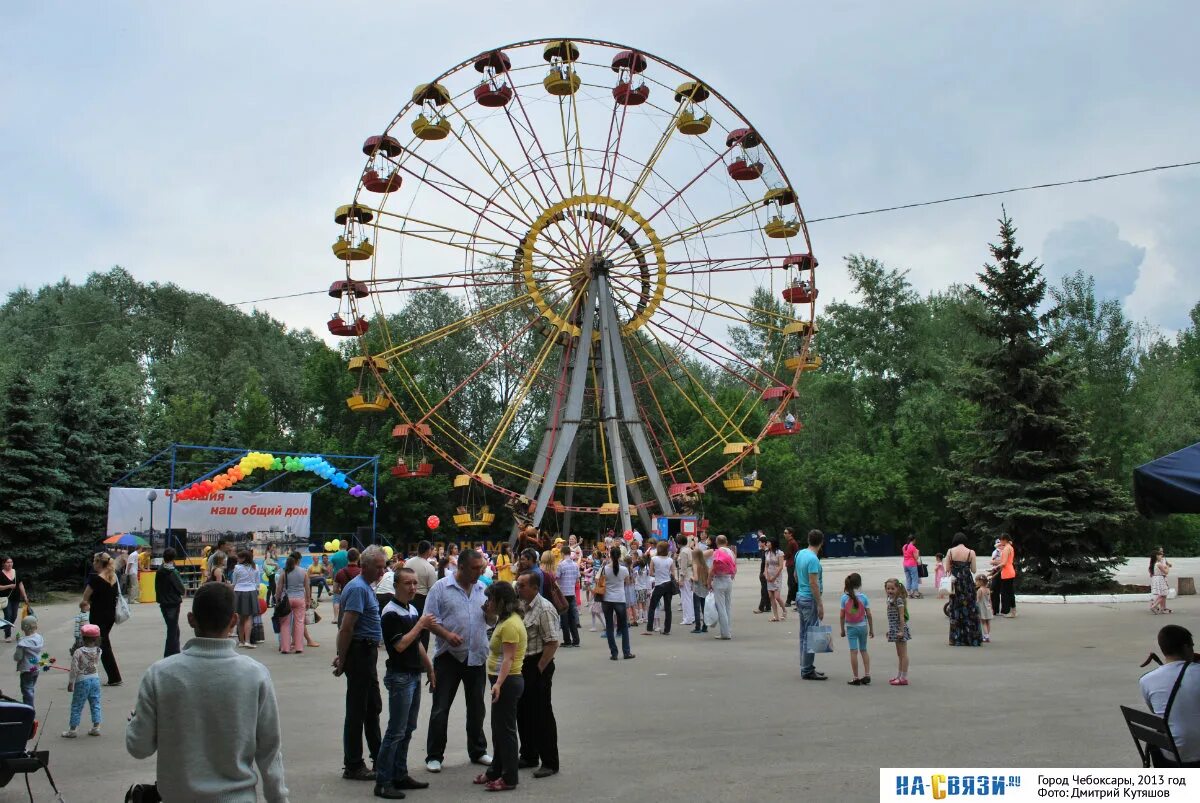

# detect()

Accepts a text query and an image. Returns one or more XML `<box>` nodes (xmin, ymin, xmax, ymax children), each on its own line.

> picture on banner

<box><xmin>106</xmin><ymin>487</ymin><xmax>313</xmax><ymax>553</ymax></box>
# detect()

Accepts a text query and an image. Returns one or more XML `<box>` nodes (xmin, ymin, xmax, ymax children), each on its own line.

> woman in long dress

<box><xmin>943</xmin><ymin>534</ymin><xmax>981</xmax><ymax>647</ymax></box>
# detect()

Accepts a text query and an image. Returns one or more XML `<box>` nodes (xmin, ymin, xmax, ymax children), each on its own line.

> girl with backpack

<box><xmin>839</xmin><ymin>573</ymin><xmax>874</xmax><ymax>685</ymax></box>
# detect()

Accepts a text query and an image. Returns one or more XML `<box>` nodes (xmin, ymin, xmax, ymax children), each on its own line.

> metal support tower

<box><xmin>526</xmin><ymin>263</ymin><xmax>674</xmax><ymax>536</ymax></box>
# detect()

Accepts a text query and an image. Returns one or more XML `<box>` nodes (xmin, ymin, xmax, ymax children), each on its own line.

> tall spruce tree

<box><xmin>0</xmin><ymin>375</ymin><xmax>73</xmax><ymax>578</ymax></box>
<box><xmin>947</xmin><ymin>212</ymin><xmax>1128</xmax><ymax>592</ymax></box>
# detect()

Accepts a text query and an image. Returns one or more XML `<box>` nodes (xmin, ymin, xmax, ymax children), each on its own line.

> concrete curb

<box><xmin>1016</xmin><ymin>590</ymin><xmax>1177</xmax><ymax>604</ymax></box>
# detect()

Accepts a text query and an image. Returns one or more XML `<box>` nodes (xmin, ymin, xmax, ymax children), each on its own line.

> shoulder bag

<box><xmin>114</xmin><ymin>581</ymin><xmax>131</xmax><ymax>625</ymax></box>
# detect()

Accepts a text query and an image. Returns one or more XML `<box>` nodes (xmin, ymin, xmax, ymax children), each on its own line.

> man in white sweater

<box><xmin>126</xmin><ymin>581</ymin><xmax>289</xmax><ymax>802</ymax></box>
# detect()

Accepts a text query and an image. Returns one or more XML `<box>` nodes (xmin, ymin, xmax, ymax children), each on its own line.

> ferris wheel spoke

<box><xmin>626</xmin><ymin>336</ymin><xmax>700</xmax><ymax>487</ymax></box>
<box><xmin>472</xmin><ymin>280</ymin><xmax>590</xmax><ymax>475</ymax></box>
<box><xmin>617</xmin><ymin>291</ymin><xmax>778</xmax><ymax>393</ymax></box>
<box><xmin>650</xmin><ymin>197</ymin><xmax>764</xmax><ymax>251</ymax></box>
<box><xmin>624</xmin><ymin>331</ymin><xmax>735</xmax><ymax>444</ymax></box>
<box><xmin>371</xmin><ymin>214</ymin><xmax>572</xmax><ymax>271</ymax></box>
<box><xmin>641</xmin><ymin>148</ymin><xmax>733</xmax><ymax>226</ymax></box>
<box><xmin>374</xmin><ymin>283</ymin><xmax>564</xmax><ymax>362</ymax></box>
<box><xmin>594</xmin><ymin>92</ymin><xmax>687</xmax><ymax>256</ymax></box>
<box><xmin>443</xmin><ymin>98</ymin><xmax>589</xmax><ymax>260</ymax></box>
<box><xmin>386</xmin><ymin>147</ymin><xmax>542</xmax><ymax>231</ymax></box>
<box><xmin>501</xmin><ymin>80</ymin><xmax>594</xmax><ymax>253</ymax></box>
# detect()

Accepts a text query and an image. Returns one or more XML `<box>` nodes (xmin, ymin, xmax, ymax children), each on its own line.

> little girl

<box><xmin>884</xmin><ymin>579</ymin><xmax>911</xmax><ymax>686</ymax></box>
<box><xmin>624</xmin><ymin>556</ymin><xmax>640</xmax><ymax>624</ymax></box>
<box><xmin>934</xmin><ymin>554</ymin><xmax>947</xmax><ymax>599</ymax></box>
<box><xmin>975</xmin><ymin>573</ymin><xmax>993</xmax><ymax>642</ymax></box>
<box><xmin>589</xmin><ymin>550</ymin><xmax>606</xmax><ymax>631</ymax></box>
<box><xmin>839</xmin><ymin>573</ymin><xmax>874</xmax><ymax>686</ymax></box>
<box><xmin>63</xmin><ymin>624</ymin><xmax>103</xmax><ymax>737</ymax></box>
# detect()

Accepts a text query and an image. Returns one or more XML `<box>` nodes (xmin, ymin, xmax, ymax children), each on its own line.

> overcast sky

<box><xmin>3</xmin><ymin>1</ymin><xmax>1197</xmax><ymax>339</ymax></box>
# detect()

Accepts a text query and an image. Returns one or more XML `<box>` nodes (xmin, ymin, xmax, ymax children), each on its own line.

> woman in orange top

<box><xmin>996</xmin><ymin>534</ymin><xmax>1017</xmax><ymax>618</ymax></box>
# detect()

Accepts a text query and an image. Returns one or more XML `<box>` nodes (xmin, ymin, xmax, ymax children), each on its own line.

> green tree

<box><xmin>946</xmin><ymin>213</ymin><xmax>1129</xmax><ymax>591</ymax></box>
<box><xmin>235</xmin><ymin>368</ymin><xmax>278</xmax><ymax>447</ymax></box>
<box><xmin>0</xmin><ymin>375</ymin><xmax>73</xmax><ymax>579</ymax></box>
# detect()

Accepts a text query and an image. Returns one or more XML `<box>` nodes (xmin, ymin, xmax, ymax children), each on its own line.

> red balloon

<box><xmin>623</xmin><ymin>531</ymin><xmax>634</xmax><ymax>542</ymax></box>
<box><xmin>427</xmin><ymin>515</ymin><xmax>440</xmax><ymax>530</ymax></box>
<box><xmin>258</xmin><ymin>598</ymin><xmax>268</xmax><ymax>615</ymax></box>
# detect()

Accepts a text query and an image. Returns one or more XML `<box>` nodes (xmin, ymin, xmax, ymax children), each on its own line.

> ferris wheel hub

<box><xmin>521</xmin><ymin>194</ymin><xmax>666</xmax><ymax>338</ymax></box>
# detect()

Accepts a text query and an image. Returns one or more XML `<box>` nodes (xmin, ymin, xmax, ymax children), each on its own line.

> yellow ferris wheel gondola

<box><xmin>721</xmin><ymin>442</ymin><xmax>761</xmax><ymax>493</ymax></box>
<box><xmin>452</xmin><ymin>473</ymin><xmax>496</xmax><ymax>527</ymax></box>
<box><xmin>346</xmin><ymin>356</ymin><xmax>391</xmax><ymax>413</ymax></box>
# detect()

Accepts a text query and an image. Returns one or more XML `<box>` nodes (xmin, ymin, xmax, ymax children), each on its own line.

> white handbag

<box><xmin>115</xmin><ymin>586</ymin><xmax>131</xmax><ymax>625</ymax></box>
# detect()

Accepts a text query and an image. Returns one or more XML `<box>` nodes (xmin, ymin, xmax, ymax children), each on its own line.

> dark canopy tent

<box><xmin>1133</xmin><ymin>442</ymin><xmax>1200</xmax><ymax>517</ymax></box>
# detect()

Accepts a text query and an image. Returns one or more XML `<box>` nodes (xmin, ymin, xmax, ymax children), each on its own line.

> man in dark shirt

<box><xmin>784</xmin><ymin>527</ymin><xmax>799</xmax><ymax>609</ymax></box>
<box><xmin>517</xmin><ymin>549</ymin><xmax>543</xmax><ymax>594</ymax></box>
<box><xmin>375</xmin><ymin>567</ymin><xmax>436</xmax><ymax>799</ymax></box>
<box><xmin>756</xmin><ymin>534</ymin><xmax>770</xmax><ymax>613</ymax></box>
<box><xmin>155</xmin><ymin>547</ymin><xmax>187</xmax><ymax>657</ymax></box>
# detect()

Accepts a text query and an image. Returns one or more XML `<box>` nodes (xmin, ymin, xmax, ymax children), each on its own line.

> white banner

<box><xmin>107</xmin><ymin>487</ymin><xmax>312</xmax><ymax>540</ymax></box>
<box><xmin>880</xmin><ymin>768</ymin><xmax>1198</xmax><ymax>801</ymax></box>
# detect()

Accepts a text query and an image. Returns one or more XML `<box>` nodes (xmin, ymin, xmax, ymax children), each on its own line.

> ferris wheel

<box><xmin>327</xmin><ymin>38</ymin><xmax>821</xmax><ymax>537</ymax></box>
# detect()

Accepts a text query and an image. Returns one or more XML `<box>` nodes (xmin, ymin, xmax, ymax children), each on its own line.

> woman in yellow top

<box><xmin>477</xmin><ymin>581</ymin><xmax>526</xmax><ymax>792</ymax></box>
<box><xmin>494</xmin><ymin>543</ymin><xmax>515</xmax><ymax>584</ymax></box>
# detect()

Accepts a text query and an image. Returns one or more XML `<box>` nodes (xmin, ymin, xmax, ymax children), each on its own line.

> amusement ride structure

<box><xmin>328</xmin><ymin>38</ymin><xmax>820</xmax><ymax>537</ymax></box>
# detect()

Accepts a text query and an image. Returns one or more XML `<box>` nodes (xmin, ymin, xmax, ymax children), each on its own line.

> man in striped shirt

<box><xmin>554</xmin><ymin>551</ymin><xmax>580</xmax><ymax>647</ymax></box>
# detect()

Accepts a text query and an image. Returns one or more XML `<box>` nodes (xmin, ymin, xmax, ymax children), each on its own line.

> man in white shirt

<box><xmin>127</xmin><ymin>582</ymin><xmax>288</xmax><ymax>801</ymax></box>
<box><xmin>1139</xmin><ymin>625</ymin><xmax>1200</xmax><ymax>765</ymax></box>
<box><xmin>675</xmin><ymin>536</ymin><xmax>694</xmax><ymax>627</ymax></box>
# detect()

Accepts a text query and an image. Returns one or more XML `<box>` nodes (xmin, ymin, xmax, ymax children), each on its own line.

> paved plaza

<box><xmin>4</xmin><ymin>557</ymin><xmax>1195</xmax><ymax>802</ymax></box>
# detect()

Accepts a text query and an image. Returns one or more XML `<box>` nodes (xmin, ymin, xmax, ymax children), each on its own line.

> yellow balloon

<box><xmin>383</xmin><ymin>546</ymin><xmax>393</xmax><ymax>559</ymax></box>
<box><xmin>258</xmin><ymin>584</ymin><xmax>267</xmax><ymax>600</ymax></box>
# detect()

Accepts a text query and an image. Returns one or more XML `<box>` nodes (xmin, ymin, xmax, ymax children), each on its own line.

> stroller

<box><xmin>0</xmin><ymin>690</ymin><xmax>63</xmax><ymax>801</ymax></box>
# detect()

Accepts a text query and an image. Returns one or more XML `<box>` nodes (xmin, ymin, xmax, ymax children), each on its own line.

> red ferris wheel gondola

<box><xmin>327</xmin><ymin>280</ymin><xmax>370</xmax><ymax>337</ymax></box>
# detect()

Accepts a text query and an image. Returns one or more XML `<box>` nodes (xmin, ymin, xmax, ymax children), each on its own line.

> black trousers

<box><xmin>996</xmin><ymin>577</ymin><xmax>1016</xmax><ymax>615</ymax></box>
<box><xmin>160</xmin><ymin>604</ymin><xmax>181</xmax><ymax>657</ymax></box>
<box><xmin>95</xmin><ymin>619</ymin><xmax>121</xmax><ymax>684</ymax></box>
<box><xmin>517</xmin><ymin>656</ymin><xmax>558</xmax><ymax>771</ymax></box>
<box><xmin>486</xmin><ymin>675</ymin><xmax>524</xmax><ymax>786</ymax></box>
<box><xmin>786</xmin><ymin>565</ymin><xmax>798</xmax><ymax>603</ymax></box>
<box><xmin>343</xmin><ymin>639</ymin><xmax>382</xmax><ymax>769</ymax></box>
<box><xmin>425</xmin><ymin>652</ymin><xmax>488</xmax><ymax>763</ymax></box>
<box><xmin>646</xmin><ymin>584</ymin><xmax>674</xmax><ymax>634</ymax></box>
<box><xmin>758</xmin><ymin>574</ymin><xmax>770</xmax><ymax>611</ymax></box>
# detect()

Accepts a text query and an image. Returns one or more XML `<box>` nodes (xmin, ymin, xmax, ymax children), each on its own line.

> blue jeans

<box><xmin>19</xmin><ymin>671</ymin><xmax>37</xmax><ymax>708</ymax></box>
<box><xmin>904</xmin><ymin>565</ymin><xmax>920</xmax><ymax>595</ymax></box>
<box><xmin>602</xmin><ymin>601</ymin><xmax>631</xmax><ymax>657</ymax></box>
<box><xmin>797</xmin><ymin>596</ymin><xmax>819</xmax><ymax>676</ymax></box>
<box><xmin>69</xmin><ymin>675</ymin><xmax>102</xmax><ymax>728</ymax></box>
<box><xmin>560</xmin><ymin>596</ymin><xmax>580</xmax><ymax>645</ymax></box>
<box><xmin>377</xmin><ymin>671</ymin><xmax>422</xmax><ymax>787</ymax></box>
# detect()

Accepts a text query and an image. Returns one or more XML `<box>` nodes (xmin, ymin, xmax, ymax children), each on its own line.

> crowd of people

<box><xmin>2</xmin><ymin>525</ymin><xmax>1194</xmax><ymax>797</ymax></box>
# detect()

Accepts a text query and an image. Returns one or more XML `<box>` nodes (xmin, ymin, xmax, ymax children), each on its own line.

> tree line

<box><xmin>0</xmin><ymin>214</ymin><xmax>1196</xmax><ymax>589</ymax></box>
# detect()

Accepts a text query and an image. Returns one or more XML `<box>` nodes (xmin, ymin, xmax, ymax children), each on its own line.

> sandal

<box><xmin>769</xmin><ymin>617</ymin><xmax>780</xmax><ymax>622</ymax></box>
<box><xmin>484</xmin><ymin>778</ymin><xmax>516</xmax><ymax>792</ymax></box>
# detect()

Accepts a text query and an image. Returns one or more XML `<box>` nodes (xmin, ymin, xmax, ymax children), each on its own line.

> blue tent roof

<box><xmin>1133</xmin><ymin>442</ymin><xmax>1200</xmax><ymax>517</ymax></box>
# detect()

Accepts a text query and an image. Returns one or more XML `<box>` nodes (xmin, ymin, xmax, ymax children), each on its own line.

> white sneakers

<box><xmin>427</xmin><ymin>755</ymin><xmax>492</xmax><ymax>772</ymax></box>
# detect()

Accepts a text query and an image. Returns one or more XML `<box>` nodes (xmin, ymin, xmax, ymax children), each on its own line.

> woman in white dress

<box><xmin>764</xmin><ymin>538</ymin><xmax>787</xmax><ymax>621</ymax></box>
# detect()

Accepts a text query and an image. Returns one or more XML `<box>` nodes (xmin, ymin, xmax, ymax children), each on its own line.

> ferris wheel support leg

<box><xmin>530</xmin><ymin>283</ymin><xmax>598</xmax><ymax>529</ymax></box>
<box><xmin>511</xmin><ymin>348</ymin><xmax>573</xmax><ymax>544</ymax></box>
<box><xmin>597</xmin><ymin>288</ymin><xmax>676</xmax><ymax>518</ymax></box>
<box><xmin>561</xmin><ymin>437</ymin><xmax>579</xmax><ymax>537</ymax></box>
<box><xmin>594</xmin><ymin>275</ymin><xmax>634</xmax><ymax>536</ymax></box>
<box><xmin>621</xmin><ymin>452</ymin><xmax>656</xmax><ymax>535</ymax></box>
